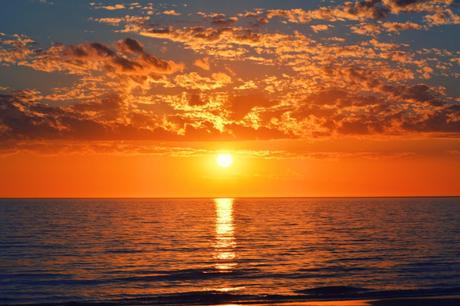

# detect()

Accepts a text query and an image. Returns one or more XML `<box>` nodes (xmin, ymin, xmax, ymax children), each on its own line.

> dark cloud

<box><xmin>228</xmin><ymin>92</ymin><xmax>275</xmax><ymax>120</ymax></box>
<box><xmin>7</xmin><ymin>38</ymin><xmax>185</xmax><ymax>76</ymax></box>
<box><xmin>187</xmin><ymin>92</ymin><xmax>206</xmax><ymax>106</ymax></box>
<box><xmin>0</xmin><ymin>91</ymin><xmax>291</xmax><ymax>142</ymax></box>
<box><xmin>352</xmin><ymin>0</ymin><xmax>390</xmax><ymax>19</ymax></box>
<box><xmin>2</xmin><ymin>79</ymin><xmax>458</xmax><ymax>144</ymax></box>
<box><xmin>0</xmin><ymin>94</ymin><xmax>61</xmax><ymax>140</ymax></box>
<box><xmin>402</xmin><ymin>104</ymin><xmax>460</xmax><ymax>133</ymax></box>
<box><xmin>117</xmin><ymin>38</ymin><xmax>144</xmax><ymax>54</ymax></box>
<box><xmin>203</xmin><ymin>13</ymin><xmax>239</xmax><ymax>26</ymax></box>
<box><xmin>289</xmin><ymin>84</ymin><xmax>460</xmax><ymax>136</ymax></box>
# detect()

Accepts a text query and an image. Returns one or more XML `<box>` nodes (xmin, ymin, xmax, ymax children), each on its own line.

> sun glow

<box><xmin>214</xmin><ymin>198</ymin><xmax>236</xmax><ymax>271</ymax></box>
<box><xmin>216</xmin><ymin>153</ymin><xmax>233</xmax><ymax>168</ymax></box>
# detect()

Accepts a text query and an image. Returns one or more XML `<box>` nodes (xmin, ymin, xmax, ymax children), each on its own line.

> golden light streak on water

<box><xmin>214</xmin><ymin>198</ymin><xmax>236</xmax><ymax>271</ymax></box>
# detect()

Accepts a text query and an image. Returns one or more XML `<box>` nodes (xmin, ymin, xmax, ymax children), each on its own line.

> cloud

<box><xmin>194</xmin><ymin>57</ymin><xmax>211</xmax><ymax>70</ymax></box>
<box><xmin>91</xmin><ymin>3</ymin><xmax>126</xmax><ymax>11</ymax></box>
<box><xmin>26</xmin><ymin>38</ymin><xmax>184</xmax><ymax>77</ymax></box>
<box><xmin>1</xmin><ymin>1</ymin><xmax>459</xmax><ymax>151</ymax></box>
<box><xmin>227</xmin><ymin>91</ymin><xmax>276</xmax><ymax>120</ymax></box>
<box><xmin>174</xmin><ymin>72</ymin><xmax>232</xmax><ymax>90</ymax></box>
<box><xmin>293</xmin><ymin>84</ymin><xmax>460</xmax><ymax>136</ymax></box>
<box><xmin>254</xmin><ymin>0</ymin><xmax>459</xmax><ymax>32</ymax></box>
<box><xmin>0</xmin><ymin>34</ymin><xmax>184</xmax><ymax>99</ymax></box>
<box><xmin>425</xmin><ymin>8</ymin><xmax>460</xmax><ymax>25</ymax></box>
<box><xmin>92</xmin><ymin>15</ymin><xmax>149</xmax><ymax>27</ymax></box>
<box><xmin>351</xmin><ymin>23</ymin><xmax>383</xmax><ymax>35</ymax></box>
<box><xmin>0</xmin><ymin>89</ymin><xmax>291</xmax><ymax>143</ymax></box>
<box><xmin>383</xmin><ymin>21</ymin><xmax>423</xmax><ymax>32</ymax></box>
<box><xmin>311</xmin><ymin>24</ymin><xmax>332</xmax><ymax>32</ymax></box>
<box><xmin>198</xmin><ymin>12</ymin><xmax>239</xmax><ymax>26</ymax></box>
<box><xmin>0</xmin><ymin>34</ymin><xmax>35</xmax><ymax>64</ymax></box>
<box><xmin>163</xmin><ymin>10</ymin><xmax>181</xmax><ymax>16</ymax></box>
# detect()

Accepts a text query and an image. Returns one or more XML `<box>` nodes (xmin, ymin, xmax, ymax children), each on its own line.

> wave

<box><xmin>112</xmin><ymin>267</ymin><xmax>262</xmax><ymax>282</ymax></box>
<box><xmin>4</xmin><ymin>286</ymin><xmax>460</xmax><ymax>306</ymax></box>
<box><xmin>296</xmin><ymin>285</ymin><xmax>460</xmax><ymax>300</ymax></box>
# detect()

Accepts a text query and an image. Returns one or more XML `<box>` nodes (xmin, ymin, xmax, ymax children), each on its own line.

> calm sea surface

<box><xmin>1</xmin><ymin>198</ymin><xmax>460</xmax><ymax>304</ymax></box>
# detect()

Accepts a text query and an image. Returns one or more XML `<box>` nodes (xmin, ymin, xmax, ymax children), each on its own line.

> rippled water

<box><xmin>1</xmin><ymin>197</ymin><xmax>460</xmax><ymax>304</ymax></box>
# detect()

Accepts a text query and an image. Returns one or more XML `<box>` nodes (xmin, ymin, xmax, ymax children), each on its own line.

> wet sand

<box><xmin>15</xmin><ymin>295</ymin><xmax>460</xmax><ymax>305</ymax></box>
<box><xmin>269</xmin><ymin>295</ymin><xmax>460</xmax><ymax>306</ymax></box>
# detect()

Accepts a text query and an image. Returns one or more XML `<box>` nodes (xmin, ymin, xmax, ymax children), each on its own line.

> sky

<box><xmin>0</xmin><ymin>0</ymin><xmax>460</xmax><ymax>197</ymax></box>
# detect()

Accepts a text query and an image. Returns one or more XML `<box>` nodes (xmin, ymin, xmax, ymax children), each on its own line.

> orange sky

<box><xmin>1</xmin><ymin>138</ymin><xmax>459</xmax><ymax>197</ymax></box>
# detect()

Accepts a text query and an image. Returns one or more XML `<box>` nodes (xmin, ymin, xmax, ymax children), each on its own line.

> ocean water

<box><xmin>1</xmin><ymin>197</ymin><xmax>460</xmax><ymax>305</ymax></box>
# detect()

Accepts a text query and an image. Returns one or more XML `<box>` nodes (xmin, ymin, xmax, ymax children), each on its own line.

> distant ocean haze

<box><xmin>0</xmin><ymin>197</ymin><xmax>459</xmax><ymax>304</ymax></box>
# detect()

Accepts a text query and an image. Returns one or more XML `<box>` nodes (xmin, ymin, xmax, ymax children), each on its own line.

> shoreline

<box><xmin>11</xmin><ymin>294</ymin><xmax>460</xmax><ymax>306</ymax></box>
<box><xmin>275</xmin><ymin>295</ymin><xmax>460</xmax><ymax>306</ymax></box>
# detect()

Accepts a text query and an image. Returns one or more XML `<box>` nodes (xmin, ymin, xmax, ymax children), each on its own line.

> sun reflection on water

<box><xmin>214</xmin><ymin>198</ymin><xmax>236</xmax><ymax>271</ymax></box>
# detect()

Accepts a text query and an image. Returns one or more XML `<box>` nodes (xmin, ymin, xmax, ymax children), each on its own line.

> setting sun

<box><xmin>216</xmin><ymin>153</ymin><xmax>233</xmax><ymax>169</ymax></box>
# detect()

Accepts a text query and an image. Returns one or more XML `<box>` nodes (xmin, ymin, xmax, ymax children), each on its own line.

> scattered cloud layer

<box><xmin>1</xmin><ymin>0</ymin><xmax>459</xmax><ymax>149</ymax></box>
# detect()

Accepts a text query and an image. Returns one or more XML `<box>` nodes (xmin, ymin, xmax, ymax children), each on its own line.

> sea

<box><xmin>1</xmin><ymin>197</ymin><xmax>460</xmax><ymax>305</ymax></box>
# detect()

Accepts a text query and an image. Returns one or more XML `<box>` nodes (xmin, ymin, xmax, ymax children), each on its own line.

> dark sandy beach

<box><xmin>288</xmin><ymin>295</ymin><xmax>460</xmax><ymax>306</ymax></box>
<box><xmin>13</xmin><ymin>296</ymin><xmax>460</xmax><ymax>306</ymax></box>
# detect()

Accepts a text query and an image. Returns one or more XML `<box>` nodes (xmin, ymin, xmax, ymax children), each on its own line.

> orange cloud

<box><xmin>163</xmin><ymin>10</ymin><xmax>181</xmax><ymax>16</ymax></box>
<box><xmin>1</xmin><ymin>3</ymin><xmax>459</xmax><ymax>149</ymax></box>
<box><xmin>311</xmin><ymin>24</ymin><xmax>332</xmax><ymax>32</ymax></box>
<box><xmin>194</xmin><ymin>57</ymin><xmax>211</xmax><ymax>70</ymax></box>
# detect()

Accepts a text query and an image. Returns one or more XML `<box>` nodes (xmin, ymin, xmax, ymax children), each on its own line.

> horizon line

<box><xmin>1</xmin><ymin>195</ymin><xmax>459</xmax><ymax>200</ymax></box>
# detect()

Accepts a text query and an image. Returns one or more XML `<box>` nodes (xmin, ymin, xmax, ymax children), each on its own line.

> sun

<box><xmin>216</xmin><ymin>153</ymin><xmax>233</xmax><ymax>168</ymax></box>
